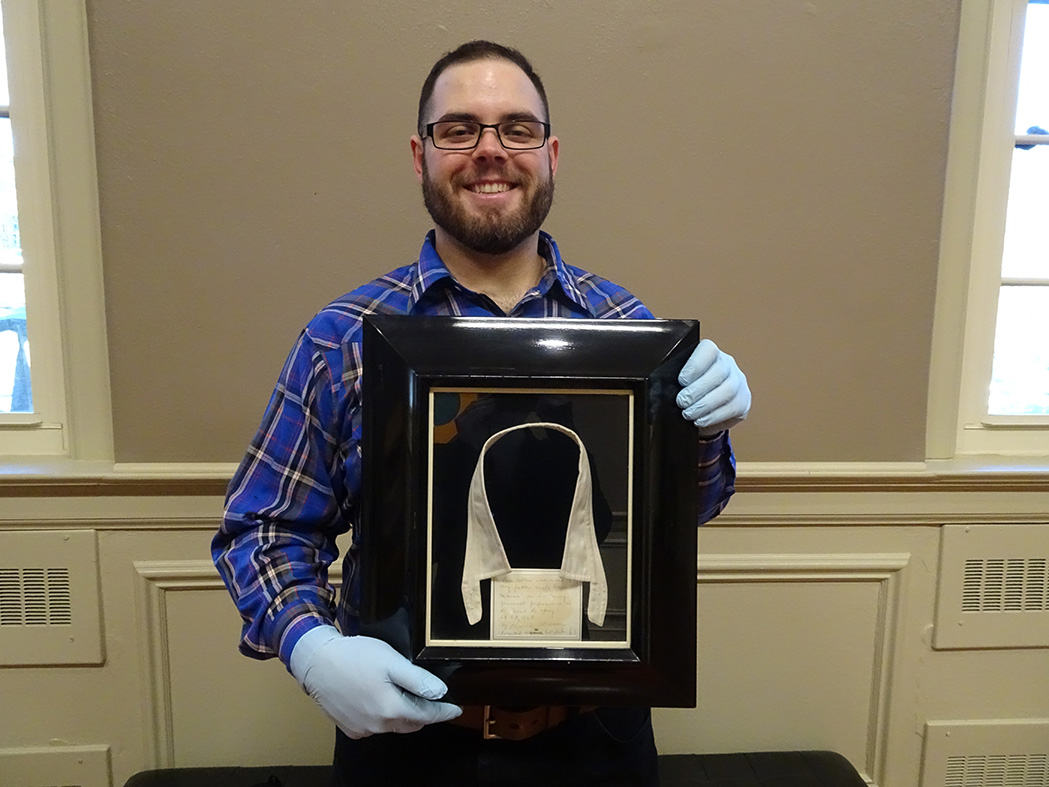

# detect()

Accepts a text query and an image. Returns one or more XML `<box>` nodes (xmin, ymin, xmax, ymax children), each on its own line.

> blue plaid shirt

<box><xmin>213</xmin><ymin>231</ymin><xmax>736</xmax><ymax>664</ymax></box>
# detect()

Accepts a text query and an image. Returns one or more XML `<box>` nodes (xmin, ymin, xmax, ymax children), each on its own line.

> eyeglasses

<box><xmin>424</xmin><ymin>120</ymin><xmax>551</xmax><ymax>150</ymax></box>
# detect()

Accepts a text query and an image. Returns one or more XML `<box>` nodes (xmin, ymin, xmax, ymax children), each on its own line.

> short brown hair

<box><xmin>417</xmin><ymin>40</ymin><xmax>550</xmax><ymax>135</ymax></box>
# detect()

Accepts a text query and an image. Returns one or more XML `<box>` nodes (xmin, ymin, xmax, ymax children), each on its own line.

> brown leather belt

<box><xmin>449</xmin><ymin>705</ymin><xmax>597</xmax><ymax>741</ymax></box>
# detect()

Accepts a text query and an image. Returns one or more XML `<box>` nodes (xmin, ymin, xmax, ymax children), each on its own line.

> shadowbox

<box><xmin>360</xmin><ymin>315</ymin><xmax>700</xmax><ymax>707</ymax></box>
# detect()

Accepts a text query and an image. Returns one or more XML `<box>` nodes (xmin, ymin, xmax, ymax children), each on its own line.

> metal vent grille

<box><xmin>924</xmin><ymin>721</ymin><xmax>1049</xmax><ymax>787</ymax></box>
<box><xmin>0</xmin><ymin>567</ymin><xmax>73</xmax><ymax>626</ymax></box>
<box><xmin>962</xmin><ymin>558</ymin><xmax>1049</xmax><ymax>613</ymax></box>
<box><xmin>945</xmin><ymin>753</ymin><xmax>1049</xmax><ymax>786</ymax></box>
<box><xmin>0</xmin><ymin>531</ymin><xmax>102</xmax><ymax>666</ymax></box>
<box><xmin>937</xmin><ymin>526</ymin><xmax>1049</xmax><ymax>649</ymax></box>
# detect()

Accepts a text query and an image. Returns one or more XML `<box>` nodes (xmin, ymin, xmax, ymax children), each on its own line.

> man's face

<box><xmin>412</xmin><ymin>58</ymin><xmax>559</xmax><ymax>255</ymax></box>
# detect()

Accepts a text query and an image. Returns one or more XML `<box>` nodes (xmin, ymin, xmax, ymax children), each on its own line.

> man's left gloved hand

<box><xmin>676</xmin><ymin>338</ymin><xmax>751</xmax><ymax>436</ymax></box>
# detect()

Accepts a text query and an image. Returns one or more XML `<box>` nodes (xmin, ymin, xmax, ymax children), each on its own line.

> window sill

<box><xmin>0</xmin><ymin>458</ymin><xmax>234</xmax><ymax>497</ymax></box>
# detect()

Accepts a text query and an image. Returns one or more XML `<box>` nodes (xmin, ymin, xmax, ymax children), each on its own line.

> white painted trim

<box><xmin>134</xmin><ymin>559</ymin><xmax>342</xmax><ymax>769</ymax></box>
<box><xmin>102</xmin><ymin>458</ymin><xmax>1049</xmax><ymax>482</ymax></box>
<box><xmin>740</xmin><ymin>462</ymin><xmax>928</xmax><ymax>478</ymax></box>
<box><xmin>697</xmin><ymin>553</ymin><xmax>912</xmax><ymax>579</ymax></box>
<box><xmin>696</xmin><ymin>552</ymin><xmax>910</xmax><ymax>786</ymax></box>
<box><xmin>0</xmin><ymin>460</ymin><xmax>1046</xmax><ymax>534</ymax></box>
<box><xmin>0</xmin><ymin>744</ymin><xmax>111</xmax><ymax>787</ymax></box>
<box><xmin>0</xmin><ymin>494</ymin><xmax>224</xmax><ymax>529</ymax></box>
<box><xmin>929</xmin><ymin>0</ymin><xmax>1049</xmax><ymax>458</ymax></box>
<box><xmin>955</xmin><ymin>0</ymin><xmax>1026</xmax><ymax>450</ymax></box>
<box><xmin>957</xmin><ymin>0</ymin><xmax>1025</xmax><ymax>436</ymax></box>
<box><xmin>927</xmin><ymin>0</ymin><xmax>994</xmax><ymax>460</ymax></box>
<box><xmin>1013</xmin><ymin>134</ymin><xmax>1049</xmax><ymax>146</ymax></box>
<box><xmin>39</xmin><ymin>1</ymin><xmax>112</xmax><ymax>461</ymax></box>
<box><xmin>111</xmin><ymin>462</ymin><xmax>241</xmax><ymax>479</ymax></box>
<box><xmin>0</xmin><ymin>1</ymin><xmax>111</xmax><ymax>459</ymax></box>
<box><xmin>31</xmin><ymin>458</ymin><xmax>1048</xmax><ymax>483</ymax></box>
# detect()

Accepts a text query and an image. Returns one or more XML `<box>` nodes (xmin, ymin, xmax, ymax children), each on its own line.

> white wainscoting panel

<box><xmin>0</xmin><ymin>744</ymin><xmax>111</xmax><ymax>787</ymax></box>
<box><xmin>134</xmin><ymin>560</ymin><xmax>340</xmax><ymax>769</ymax></box>
<box><xmin>654</xmin><ymin>552</ymin><xmax>909</xmax><ymax>787</ymax></box>
<box><xmin>0</xmin><ymin>463</ymin><xmax>1045</xmax><ymax>787</ymax></box>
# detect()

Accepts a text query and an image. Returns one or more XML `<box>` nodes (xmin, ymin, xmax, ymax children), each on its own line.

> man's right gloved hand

<box><xmin>289</xmin><ymin>624</ymin><xmax>462</xmax><ymax>739</ymax></box>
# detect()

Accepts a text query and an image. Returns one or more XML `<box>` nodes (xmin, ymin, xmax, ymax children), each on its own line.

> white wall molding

<box><xmin>697</xmin><ymin>552</ymin><xmax>911</xmax><ymax>580</ymax></box>
<box><xmin>715</xmin><ymin>486</ymin><xmax>1049</xmax><ymax>528</ymax></box>
<box><xmin>1</xmin><ymin>458</ymin><xmax>1047</xmax><ymax>502</ymax></box>
<box><xmin>0</xmin><ymin>496</ymin><xmax>224</xmax><ymax>530</ymax></box>
<box><xmin>697</xmin><ymin>552</ymin><xmax>911</xmax><ymax>786</ymax></box>
<box><xmin>4</xmin><ymin>459</ymin><xmax>1049</xmax><ymax>493</ymax></box>
<box><xmin>715</xmin><ymin>502</ymin><xmax>1049</xmax><ymax>528</ymax></box>
<box><xmin>738</xmin><ymin>460</ymin><xmax>1049</xmax><ymax>493</ymax></box>
<box><xmin>133</xmin><ymin>559</ymin><xmax>342</xmax><ymax>769</ymax></box>
<box><xmin>134</xmin><ymin>560</ymin><xmax>223</xmax><ymax>768</ymax></box>
<box><xmin>2</xmin><ymin>459</ymin><xmax>1047</xmax><ymax>530</ymax></box>
<box><xmin>0</xmin><ymin>744</ymin><xmax>111</xmax><ymax>787</ymax></box>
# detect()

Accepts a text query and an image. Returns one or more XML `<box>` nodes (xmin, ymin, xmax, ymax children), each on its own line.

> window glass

<box><xmin>989</xmin><ymin>286</ymin><xmax>1049</xmax><ymax>415</ymax></box>
<box><xmin>1001</xmin><ymin>144</ymin><xmax>1049</xmax><ymax>279</ymax></box>
<box><xmin>987</xmin><ymin>1</ymin><xmax>1049</xmax><ymax>419</ymax></box>
<box><xmin>0</xmin><ymin>8</ymin><xmax>7</xmax><ymax>106</ymax></box>
<box><xmin>0</xmin><ymin>12</ymin><xmax>31</xmax><ymax>415</ymax></box>
<box><xmin>1013</xmin><ymin>1</ymin><xmax>1049</xmax><ymax>135</ymax></box>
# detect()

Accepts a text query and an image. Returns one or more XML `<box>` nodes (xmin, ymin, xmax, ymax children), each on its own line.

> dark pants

<box><xmin>332</xmin><ymin>707</ymin><xmax>660</xmax><ymax>786</ymax></box>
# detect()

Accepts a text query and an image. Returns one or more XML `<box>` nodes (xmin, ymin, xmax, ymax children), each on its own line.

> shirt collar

<box><xmin>408</xmin><ymin>230</ymin><xmax>455</xmax><ymax>309</ymax></box>
<box><xmin>536</xmin><ymin>232</ymin><xmax>592</xmax><ymax>314</ymax></box>
<box><xmin>408</xmin><ymin>230</ymin><xmax>594</xmax><ymax>315</ymax></box>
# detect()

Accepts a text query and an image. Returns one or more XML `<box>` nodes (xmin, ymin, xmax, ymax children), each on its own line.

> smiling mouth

<box><xmin>469</xmin><ymin>182</ymin><xmax>514</xmax><ymax>194</ymax></box>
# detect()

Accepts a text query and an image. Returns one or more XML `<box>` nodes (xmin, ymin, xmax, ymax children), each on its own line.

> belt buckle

<box><xmin>482</xmin><ymin>705</ymin><xmax>501</xmax><ymax>740</ymax></box>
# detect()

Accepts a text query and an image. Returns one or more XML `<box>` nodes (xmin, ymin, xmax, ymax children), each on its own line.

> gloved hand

<box><xmin>289</xmin><ymin>624</ymin><xmax>462</xmax><ymax>739</ymax></box>
<box><xmin>676</xmin><ymin>339</ymin><xmax>751</xmax><ymax>436</ymax></box>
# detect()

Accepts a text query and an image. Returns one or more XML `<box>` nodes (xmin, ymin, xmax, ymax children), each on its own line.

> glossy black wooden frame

<box><xmin>360</xmin><ymin>315</ymin><xmax>700</xmax><ymax>707</ymax></box>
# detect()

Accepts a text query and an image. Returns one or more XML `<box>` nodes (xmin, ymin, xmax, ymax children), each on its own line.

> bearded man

<box><xmin>213</xmin><ymin>40</ymin><xmax>751</xmax><ymax>787</ymax></box>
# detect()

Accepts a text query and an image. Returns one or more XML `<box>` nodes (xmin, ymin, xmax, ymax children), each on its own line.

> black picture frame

<box><xmin>360</xmin><ymin>315</ymin><xmax>700</xmax><ymax>707</ymax></box>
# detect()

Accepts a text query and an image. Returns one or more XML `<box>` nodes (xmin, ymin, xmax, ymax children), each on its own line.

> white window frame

<box><xmin>0</xmin><ymin>0</ymin><xmax>110</xmax><ymax>461</ymax></box>
<box><xmin>928</xmin><ymin>0</ymin><xmax>1049</xmax><ymax>460</ymax></box>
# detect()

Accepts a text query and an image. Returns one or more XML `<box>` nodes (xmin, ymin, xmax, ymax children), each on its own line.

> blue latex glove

<box><xmin>676</xmin><ymin>339</ymin><xmax>751</xmax><ymax>436</ymax></box>
<box><xmin>289</xmin><ymin>625</ymin><xmax>462</xmax><ymax>739</ymax></box>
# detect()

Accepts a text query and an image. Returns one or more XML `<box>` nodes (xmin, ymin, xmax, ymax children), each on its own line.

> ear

<box><xmin>410</xmin><ymin>134</ymin><xmax>425</xmax><ymax>183</ymax></box>
<box><xmin>548</xmin><ymin>135</ymin><xmax>559</xmax><ymax>178</ymax></box>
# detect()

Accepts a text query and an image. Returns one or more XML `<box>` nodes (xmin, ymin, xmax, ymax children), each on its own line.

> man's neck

<box><xmin>433</xmin><ymin>229</ymin><xmax>547</xmax><ymax>314</ymax></box>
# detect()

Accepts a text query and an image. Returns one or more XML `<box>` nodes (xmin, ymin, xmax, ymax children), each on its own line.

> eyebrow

<box><xmin>434</xmin><ymin>111</ymin><xmax>544</xmax><ymax>124</ymax></box>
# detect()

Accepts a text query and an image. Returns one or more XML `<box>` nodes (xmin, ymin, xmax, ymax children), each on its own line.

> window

<box><xmin>0</xmin><ymin>1</ymin><xmax>110</xmax><ymax>460</ymax></box>
<box><xmin>989</xmin><ymin>1</ymin><xmax>1049</xmax><ymax>417</ymax></box>
<box><xmin>929</xmin><ymin>0</ymin><xmax>1049</xmax><ymax>459</ymax></box>
<box><xmin>0</xmin><ymin>9</ymin><xmax>31</xmax><ymax>415</ymax></box>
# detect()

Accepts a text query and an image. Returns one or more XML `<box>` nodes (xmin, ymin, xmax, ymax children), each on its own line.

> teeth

<box><xmin>472</xmin><ymin>182</ymin><xmax>511</xmax><ymax>193</ymax></box>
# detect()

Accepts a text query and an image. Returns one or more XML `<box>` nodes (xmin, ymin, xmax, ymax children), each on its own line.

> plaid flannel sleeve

<box><xmin>697</xmin><ymin>430</ymin><xmax>736</xmax><ymax>524</ymax></box>
<box><xmin>212</xmin><ymin>329</ymin><xmax>356</xmax><ymax>665</ymax></box>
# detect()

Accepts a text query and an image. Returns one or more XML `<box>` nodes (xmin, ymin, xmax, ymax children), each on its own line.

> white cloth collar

<box><xmin>460</xmin><ymin>421</ymin><xmax>608</xmax><ymax>627</ymax></box>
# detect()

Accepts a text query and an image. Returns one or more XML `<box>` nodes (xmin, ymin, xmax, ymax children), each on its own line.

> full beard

<box><xmin>421</xmin><ymin>159</ymin><xmax>555</xmax><ymax>255</ymax></box>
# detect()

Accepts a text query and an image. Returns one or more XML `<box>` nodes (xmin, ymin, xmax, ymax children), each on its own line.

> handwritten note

<box><xmin>491</xmin><ymin>569</ymin><xmax>582</xmax><ymax>641</ymax></box>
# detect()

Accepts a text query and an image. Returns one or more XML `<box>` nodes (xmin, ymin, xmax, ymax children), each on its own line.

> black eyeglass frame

<box><xmin>423</xmin><ymin>120</ymin><xmax>552</xmax><ymax>151</ymax></box>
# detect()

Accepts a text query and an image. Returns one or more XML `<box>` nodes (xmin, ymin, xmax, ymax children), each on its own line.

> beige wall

<box><xmin>85</xmin><ymin>0</ymin><xmax>958</xmax><ymax>464</ymax></box>
<box><xmin>8</xmin><ymin>6</ymin><xmax>1048</xmax><ymax>787</ymax></box>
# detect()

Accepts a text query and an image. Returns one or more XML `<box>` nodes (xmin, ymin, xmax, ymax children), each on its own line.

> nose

<box><xmin>472</xmin><ymin>126</ymin><xmax>508</xmax><ymax>161</ymax></box>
